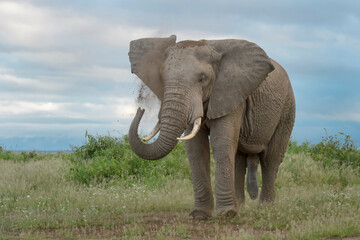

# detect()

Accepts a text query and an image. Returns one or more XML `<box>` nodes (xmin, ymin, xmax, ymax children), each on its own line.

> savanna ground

<box><xmin>1</xmin><ymin>133</ymin><xmax>360</xmax><ymax>239</ymax></box>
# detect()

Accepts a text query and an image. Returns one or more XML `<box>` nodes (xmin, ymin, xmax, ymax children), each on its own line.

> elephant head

<box><xmin>128</xmin><ymin>35</ymin><xmax>274</xmax><ymax>160</ymax></box>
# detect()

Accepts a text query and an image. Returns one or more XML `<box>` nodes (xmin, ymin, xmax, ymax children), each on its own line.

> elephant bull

<box><xmin>128</xmin><ymin>35</ymin><xmax>295</xmax><ymax>219</ymax></box>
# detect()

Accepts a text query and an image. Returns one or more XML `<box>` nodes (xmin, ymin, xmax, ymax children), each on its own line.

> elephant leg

<box><xmin>185</xmin><ymin>125</ymin><xmax>213</xmax><ymax>220</ymax></box>
<box><xmin>210</xmin><ymin>107</ymin><xmax>243</xmax><ymax>217</ymax></box>
<box><xmin>260</xmin><ymin>121</ymin><xmax>292</xmax><ymax>203</ymax></box>
<box><xmin>235</xmin><ymin>152</ymin><xmax>247</xmax><ymax>204</ymax></box>
<box><xmin>246</xmin><ymin>154</ymin><xmax>259</xmax><ymax>200</ymax></box>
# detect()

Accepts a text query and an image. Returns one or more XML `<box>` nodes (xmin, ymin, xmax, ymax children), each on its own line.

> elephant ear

<box><xmin>206</xmin><ymin>40</ymin><xmax>275</xmax><ymax>119</ymax></box>
<box><xmin>128</xmin><ymin>35</ymin><xmax>177</xmax><ymax>101</ymax></box>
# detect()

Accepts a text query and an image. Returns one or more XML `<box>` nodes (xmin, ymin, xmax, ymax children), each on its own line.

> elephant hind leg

<box><xmin>259</xmin><ymin>121</ymin><xmax>293</xmax><ymax>203</ymax></box>
<box><xmin>235</xmin><ymin>152</ymin><xmax>247</xmax><ymax>204</ymax></box>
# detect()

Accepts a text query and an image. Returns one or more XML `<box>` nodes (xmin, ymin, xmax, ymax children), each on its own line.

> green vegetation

<box><xmin>0</xmin><ymin>133</ymin><xmax>359</xmax><ymax>239</ymax></box>
<box><xmin>0</xmin><ymin>148</ymin><xmax>51</xmax><ymax>162</ymax></box>
<box><xmin>68</xmin><ymin>133</ymin><xmax>190</xmax><ymax>186</ymax></box>
<box><xmin>288</xmin><ymin>131</ymin><xmax>360</xmax><ymax>171</ymax></box>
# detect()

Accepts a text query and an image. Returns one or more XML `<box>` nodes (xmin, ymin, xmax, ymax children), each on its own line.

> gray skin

<box><xmin>128</xmin><ymin>35</ymin><xmax>296</xmax><ymax>219</ymax></box>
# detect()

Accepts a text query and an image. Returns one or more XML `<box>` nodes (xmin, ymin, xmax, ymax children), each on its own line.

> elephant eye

<box><xmin>199</xmin><ymin>74</ymin><xmax>206</xmax><ymax>83</ymax></box>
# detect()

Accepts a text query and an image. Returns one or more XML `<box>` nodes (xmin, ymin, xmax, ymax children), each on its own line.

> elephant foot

<box><xmin>236</xmin><ymin>197</ymin><xmax>245</xmax><ymax>206</ymax></box>
<box><xmin>216</xmin><ymin>207</ymin><xmax>238</xmax><ymax>219</ymax></box>
<box><xmin>189</xmin><ymin>209</ymin><xmax>212</xmax><ymax>220</ymax></box>
<box><xmin>259</xmin><ymin>189</ymin><xmax>276</xmax><ymax>204</ymax></box>
<box><xmin>259</xmin><ymin>197</ymin><xmax>275</xmax><ymax>205</ymax></box>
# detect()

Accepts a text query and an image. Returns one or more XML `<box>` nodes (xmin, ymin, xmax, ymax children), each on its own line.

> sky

<box><xmin>0</xmin><ymin>0</ymin><xmax>359</xmax><ymax>151</ymax></box>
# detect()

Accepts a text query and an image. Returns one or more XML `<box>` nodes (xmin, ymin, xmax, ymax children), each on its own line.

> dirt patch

<box><xmin>10</xmin><ymin>212</ymin><xmax>287</xmax><ymax>239</ymax></box>
<box><xmin>327</xmin><ymin>238</ymin><xmax>360</xmax><ymax>240</ymax></box>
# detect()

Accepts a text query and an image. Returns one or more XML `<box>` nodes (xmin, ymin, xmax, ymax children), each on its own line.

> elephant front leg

<box><xmin>211</xmin><ymin>140</ymin><xmax>238</xmax><ymax>217</ymax></box>
<box><xmin>185</xmin><ymin>125</ymin><xmax>213</xmax><ymax>220</ymax></box>
<box><xmin>210</xmin><ymin>110</ymin><xmax>242</xmax><ymax>217</ymax></box>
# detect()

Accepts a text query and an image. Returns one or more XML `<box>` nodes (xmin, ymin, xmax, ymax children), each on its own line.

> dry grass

<box><xmin>1</xmin><ymin>153</ymin><xmax>360</xmax><ymax>239</ymax></box>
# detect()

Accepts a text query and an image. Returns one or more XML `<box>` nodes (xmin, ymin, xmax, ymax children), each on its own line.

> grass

<box><xmin>1</xmin><ymin>133</ymin><xmax>360</xmax><ymax>239</ymax></box>
<box><xmin>67</xmin><ymin>133</ymin><xmax>190</xmax><ymax>187</ymax></box>
<box><xmin>288</xmin><ymin>131</ymin><xmax>360</xmax><ymax>171</ymax></box>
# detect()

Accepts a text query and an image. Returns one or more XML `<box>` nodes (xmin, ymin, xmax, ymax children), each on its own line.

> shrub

<box><xmin>69</xmin><ymin>131</ymin><xmax>360</xmax><ymax>185</ymax></box>
<box><xmin>310</xmin><ymin>131</ymin><xmax>359</xmax><ymax>168</ymax></box>
<box><xmin>287</xmin><ymin>138</ymin><xmax>311</xmax><ymax>155</ymax></box>
<box><xmin>288</xmin><ymin>131</ymin><xmax>360</xmax><ymax>172</ymax></box>
<box><xmin>0</xmin><ymin>149</ymin><xmax>41</xmax><ymax>162</ymax></box>
<box><xmin>68</xmin><ymin>133</ymin><xmax>190</xmax><ymax>186</ymax></box>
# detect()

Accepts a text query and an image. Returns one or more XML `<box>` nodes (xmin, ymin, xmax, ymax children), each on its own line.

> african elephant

<box><xmin>128</xmin><ymin>35</ymin><xmax>295</xmax><ymax>219</ymax></box>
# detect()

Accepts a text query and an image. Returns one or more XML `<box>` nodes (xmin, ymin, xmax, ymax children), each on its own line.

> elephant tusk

<box><xmin>177</xmin><ymin>117</ymin><xmax>202</xmax><ymax>141</ymax></box>
<box><xmin>142</xmin><ymin>121</ymin><xmax>161</xmax><ymax>142</ymax></box>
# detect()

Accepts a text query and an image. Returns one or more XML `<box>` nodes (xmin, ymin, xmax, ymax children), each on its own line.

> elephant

<box><xmin>128</xmin><ymin>35</ymin><xmax>295</xmax><ymax>219</ymax></box>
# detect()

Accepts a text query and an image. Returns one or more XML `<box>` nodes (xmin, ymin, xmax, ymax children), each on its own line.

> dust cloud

<box><xmin>135</xmin><ymin>83</ymin><xmax>161</xmax><ymax>126</ymax></box>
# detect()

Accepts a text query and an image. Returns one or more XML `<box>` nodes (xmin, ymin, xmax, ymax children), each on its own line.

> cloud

<box><xmin>298</xmin><ymin>101</ymin><xmax>360</xmax><ymax>123</ymax></box>
<box><xmin>76</xmin><ymin>66</ymin><xmax>134</xmax><ymax>83</ymax></box>
<box><xmin>0</xmin><ymin>98</ymin><xmax>137</xmax><ymax>119</ymax></box>
<box><xmin>100</xmin><ymin>25</ymin><xmax>160</xmax><ymax>47</ymax></box>
<box><xmin>0</xmin><ymin>101</ymin><xmax>62</xmax><ymax>115</ymax></box>
<box><xmin>298</xmin><ymin>110</ymin><xmax>360</xmax><ymax>123</ymax></box>
<box><xmin>12</xmin><ymin>51</ymin><xmax>80</xmax><ymax>67</ymax></box>
<box><xmin>1</xmin><ymin>0</ymin><xmax>360</xmax><ymax>150</ymax></box>
<box><xmin>0</xmin><ymin>1</ymin><xmax>48</xmax><ymax>48</ymax></box>
<box><xmin>0</xmin><ymin>1</ymin><xmax>162</xmax><ymax>51</ymax></box>
<box><xmin>0</xmin><ymin>72</ymin><xmax>66</xmax><ymax>92</ymax></box>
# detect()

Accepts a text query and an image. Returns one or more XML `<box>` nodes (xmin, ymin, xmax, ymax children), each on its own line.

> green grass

<box><xmin>67</xmin><ymin>133</ymin><xmax>190</xmax><ymax>187</ymax></box>
<box><xmin>0</xmin><ymin>149</ymin><xmax>53</xmax><ymax>162</ymax></box>
<box><xmin>1</xmin><ymin>133</ymin><xmax>360</xmax><ymax>239</ymax></box>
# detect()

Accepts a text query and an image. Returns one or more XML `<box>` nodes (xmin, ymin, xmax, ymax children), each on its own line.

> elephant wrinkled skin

<box><xmin>128</xmin><ymin>35</ymin><xmax>295</xmax><ymax>219</ymax></box>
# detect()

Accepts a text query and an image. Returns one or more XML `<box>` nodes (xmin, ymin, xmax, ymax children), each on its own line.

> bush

<box><xmin>68</xmin><ymin>133</ymin><xmax>190</xmax><ymax>186</ymax></box>
<box><xmin>288</xmin><ymin>131</ymin><xmax>360</xmax><ymax>172</ymax></box>
<box><xmin>287</xmin><ymin>138</ymin><xmax>311</xmax><ymax>155</ymax></box>
<box><xmin>69</xmin><ymin>131</ymin><xmax>360</xmax><ymax>185</ymax></box>
<box><xmin>0</xmin><ymin>149</ymin><xmax>41</xmax><ymax>162</ymax></box>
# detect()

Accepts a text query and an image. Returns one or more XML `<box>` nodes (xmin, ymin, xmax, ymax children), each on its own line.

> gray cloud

<box><xmin>0</xmin><ymin>0</ymin><xmax>359</xmax><ymax>150</ymax></box>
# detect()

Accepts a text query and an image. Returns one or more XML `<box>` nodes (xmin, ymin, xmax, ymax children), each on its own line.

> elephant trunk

<box><xmin>128</xmin><ymin>86</ymin><xmax>189</xmax><ymax>160</ymax></box>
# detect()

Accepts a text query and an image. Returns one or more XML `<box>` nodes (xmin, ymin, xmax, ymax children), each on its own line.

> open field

<box><xmin>1</xmin><ymin>135</ymin><xmax>360</xmax><ymax>239</ymax></box>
